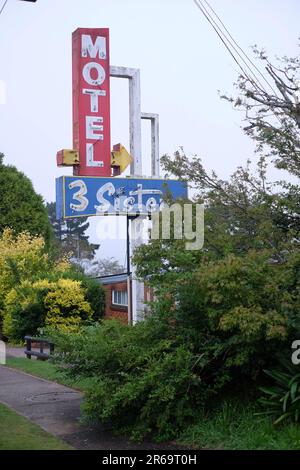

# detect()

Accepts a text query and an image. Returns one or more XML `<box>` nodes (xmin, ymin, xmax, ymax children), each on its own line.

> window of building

<box><xmin>112</xmin><ymin>289</ymin><xmax>128</xmax><ymax>307</ymax></box>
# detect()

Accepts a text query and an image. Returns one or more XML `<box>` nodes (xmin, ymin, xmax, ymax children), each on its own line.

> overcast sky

<box><xmin>0</xmin><ymin>0</ymin><xmax>299</xmax><ymax>264</ymax></box>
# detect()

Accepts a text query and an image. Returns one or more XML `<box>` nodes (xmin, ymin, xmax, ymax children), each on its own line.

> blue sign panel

<box><xmin>56</xmin><ymin>176</ymin><xmax>188</xmax><ymax>219</ymax></box>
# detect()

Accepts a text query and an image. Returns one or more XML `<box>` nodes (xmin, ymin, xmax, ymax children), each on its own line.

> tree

<box><xmin>46</xmin><ymin>202</ymin><xmax>64</xmax><ymax>242</ymax></box>
<box><xmin>133</xmin><ymin>154</ymin><xmax>298</xmax><ymax>291</ymax></box>
<box><xmin>133</xmin><ymin>48</ymin><xmax>300</xmax><ymax>299</ymax></box>
<box><xmin>65</xmin><ymin>217</ymin><xmax>89</xmax><ymax>243</ymax></box>
<box><xmin>46</xmin><ymin>201</ymin><xmax>89</xmax><ymax>243</ymax></box>
<box><xmin>0</xmin><ymin>153</ymin><xmax>51</xmax><ymax>245</ymax></box>
<box><xmin>84</xmin><ymin>257</ymin><xmax>124</xmax><ymax>277</ymax></box>
<box><xmin>46</xmin><ymin>202</ymin><xmax>99</xmax><ymax>261</ymax></box>
<box><xmin>134</xmin><ymin>49</ymin><xmax>300</xmax><ymax>281</ymax></box>
<box><xmin>221</xmin><ymin>47</ymin><xmax>300</xmax><ymax>178</ymax></box>
<box><xmin>0</xmin><ymin>228</ymin><xmax>106</xmax><ymax>340</ymax></box>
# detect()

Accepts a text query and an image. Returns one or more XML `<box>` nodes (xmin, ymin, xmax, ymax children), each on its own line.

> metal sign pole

<box><xmin>110</xmin><ymin>66</ymin><xmax>143</xmax><ymax>323</ymax></box>
<box><xmin>126</xmin><ymin>215</ymin><xmax>132</xmax><ymax>325</ymax></box>
<box><xmin>141</xmin><ymin>113</ymin><xmax>160</xmax><ymax>177</ymax></box>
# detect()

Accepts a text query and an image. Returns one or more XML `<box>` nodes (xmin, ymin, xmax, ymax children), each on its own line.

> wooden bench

<box><xmin>24</xmin><ymin>336</ymin><xmax>54</xmax><ymax>360</ymax></box>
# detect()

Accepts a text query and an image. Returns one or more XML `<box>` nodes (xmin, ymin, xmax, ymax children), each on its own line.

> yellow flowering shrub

<box><xmin>3</xmin><ymin>278</ymin><xmax>93</xmax><ymax>340</ymax></box>
<box><xmin>3</xmin><ymin>279</ymin><xmax>54</xmax><ymax>340</ymax></box>
<box><xmin>44</xmin><ymin>279</ymin><xmax>93</xmax><ymax>333</ymax></box>
<box><xmin>0</xmin><ymin>229</ymin><xmax>48</xmax><ymax>314</ymax></box>
<box><xmin>0</xmin><ymin>229</ymin><xmax>104</xmax><ymax>341</ymax></box>
<box><xmin>54</xmin><ymin>256</ymin><xmax>71</xmax><ymax>273</ymax></box>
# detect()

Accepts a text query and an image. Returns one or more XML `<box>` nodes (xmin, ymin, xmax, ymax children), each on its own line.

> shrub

<box><xmin>50</xmin><ymin>249</ymin><xmax>300</xmax><ymax>441</ymax></box>
<box><xmin>149</xmin><ymin>251</ymin><xmax>293</xmax><ymax>385</ymax></box>
<box><xmin>44</xmin><ymin>279</ymin><xmax>93</xmax><ymax>332</ymax></box>
<box><xmin>0</xmin><ymin>229</ymin><xmax>105</xmax><ymax>340</ymax></box>
<box><xmin>74</xmin><ymin>275</ymin><xmax>105</xmax><ymax>321</ymax></box>
<box><xmin>0</xmin><ymin>229</ymin><xmax>48</xmax><ymax>314</ymax></box>
<box><xmin>51</xmin><ymin>320</ymin><xmax>207</xmax><ymax>442</ymax></box>
<box><xmin>3</xmin><ymin>278</ymin><xmax>93</xmax><ymax>341</ymax></box>
<box><xmin>0</xmin><ymin>229</ymin><xmax>74</xmax><ymax>336</ymax></box>
<box><xmin>3</xmin><ymin>280</ymin><xmax>50</xmax><ymax>341</ymax></box>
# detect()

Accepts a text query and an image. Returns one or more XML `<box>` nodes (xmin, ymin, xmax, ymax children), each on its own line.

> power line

<box><xmin>0</xmin><ymin>0</ymin><xmax>8</xmax><ymax>17</ymax></box>
<box><xmin>201</xmin><ymin>0</ymin><xmax>279</xmax><ymax>97</ymax></box>
<box><xmin>1</xmin><ymin>1</ymin><xmax>37</xmax><ymax>19</ymax></box>
<box><xmin>193</xmin><ymin>0</ymin><xmax>266</xmax><ymax>94</ymax></box>
<box><xmin>192</xmin><ymin>0</ymin><xmax>284</xmax><ymax>125</ymax></box>
<box><xmin>193</xmin><ymin>0</ymin><xmax>281</xmax><ymax>100</ymax></box>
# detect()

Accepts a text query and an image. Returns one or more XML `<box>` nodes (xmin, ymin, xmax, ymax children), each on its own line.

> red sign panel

<box><xmin>72</xmin><ymin>28</ymin><xmax>111</xmax><ymax>176</ymax></box>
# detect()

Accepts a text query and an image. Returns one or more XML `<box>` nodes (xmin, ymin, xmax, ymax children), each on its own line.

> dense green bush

<box><xmin>51</xmin><ymin>320</ymin><xmax>208</xmax><ymax>442</ymax></box>
<box><xmin>50</xmin><ymin>249</ymin><xmax>300</xmax><ymax>441</ymax></box>
<box><xmin>3</xmin><ymin>281</ymin><xmax>48</xmax><ymax>341</ymax></box>
<box><xmin>73</xmin><ymin>274</ymin><xmax>105</xmax><ymax>321</ymax></box>
<box><xmin>148</xmin><ymin>250</ymin><xmax>298</xmax><ymax>386</ymax></box>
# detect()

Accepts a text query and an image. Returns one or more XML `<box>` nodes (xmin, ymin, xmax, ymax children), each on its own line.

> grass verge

<box><xmin>5</xmin><ymin>357</ymin><xmax>92</xmax><ymax>391</ymax></box>
<box><xmin>0</xmin><ymin>402</ymin><xmax>73</xmax><ymax>450</ymax></box>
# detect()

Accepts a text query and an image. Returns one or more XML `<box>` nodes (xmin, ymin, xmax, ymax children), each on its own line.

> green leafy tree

<box><xmin>132</xmin><ymin>47</ymin><xmax>300</xmax><ymax>402</ymax></box>
<box><xmin>0</xmin><ymin>153</ymin><xmax>51</xmax><ymax>245</ymax></box>
<box><xmin>134</xmin><ymin>49</ymin><xmax>300</xmax><ymax>281</ymax></box>
<box><xmin>133</xmin><ymin>154</ymin><xmax>298</xmax><ymax>292</ymax></box>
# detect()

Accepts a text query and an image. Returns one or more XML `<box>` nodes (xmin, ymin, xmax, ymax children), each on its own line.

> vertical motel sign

<box><xmin>72</xmin><ymin>28</ymin><xmax>111</xmax><ymax>176</ymax></box>
<box><xmin>56</xmin><ymin>28</ymin><xmax>188</xmax><ymax>220</ymax></box>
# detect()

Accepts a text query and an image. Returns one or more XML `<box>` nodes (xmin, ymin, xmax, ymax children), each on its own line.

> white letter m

<box><xmin>81</xmin><ymin>35</ymin><xmax>106</xmax><ymax>59</ymax></box>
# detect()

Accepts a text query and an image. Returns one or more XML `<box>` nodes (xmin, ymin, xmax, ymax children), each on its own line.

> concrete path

<box><xmin>0</xmin><ymin>365</ymin><xmax>187</xmax><ymax>450</ymax></box>
<box><xmin>7</xmin><ymin>345</ymin><xmax>50</xmax><ymax>359</ymax></box>
<box><xmin>6</xmin><ymin>345</ymin><xmax>29</xmax><ymax>358</ymax></box>
<box><xmin>0</xmin><ymin>365</ymin><xmax>83</xmax><ymax>436</ymax></box>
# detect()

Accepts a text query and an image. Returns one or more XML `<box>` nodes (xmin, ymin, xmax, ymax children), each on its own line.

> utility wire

<box><xmin>0</xmin><ymin>0</ymin><xmax>8</xmax><ymax>17</ymax></box>
<box><xmin>193</xmin><ymin>0</ymin><xmax>266</xmax><ymax>95</ymax></box>
<box><xmin>193</xmin><ymin>0</ymin><xmax>284</xmax><ymax>126</ymax></box>
<box><xmin>201</xmin><ymin>0</ymin><xmax>279</xmax><ymax>97</ymax></box>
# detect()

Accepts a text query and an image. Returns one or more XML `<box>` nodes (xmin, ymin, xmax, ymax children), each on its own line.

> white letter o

<box><xmin>83</xmin><ymin>62</ymin><xmax>106</xmax><ymax>86</ymax></box>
